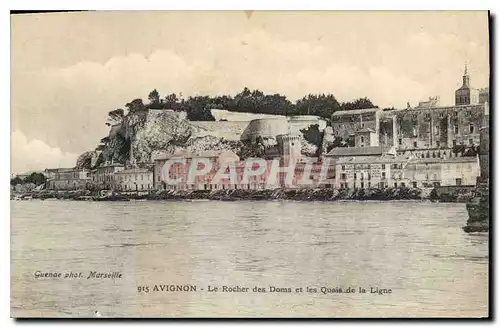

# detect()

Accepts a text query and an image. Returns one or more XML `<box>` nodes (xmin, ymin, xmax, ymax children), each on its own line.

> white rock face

<box><xmin>300</xmin><ymin>138</ymin><xmax>319</xmax><ymax>157</ymax></box>
<box><xmin>321</xmin><ymin>129</ymin><xmax>336</xmax><ymax>155</ymax></box>
<box><xmin>133</xmin><ymin>110</ymin><xmax>195</xmax><ymax>163</ymax></box>
<box><xmin>92</xmin><ymin>109</ymin><xmax>322</xmax><ymax>165</ymax></box>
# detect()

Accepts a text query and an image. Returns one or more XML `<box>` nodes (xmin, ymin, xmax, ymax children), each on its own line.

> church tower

<box><xmin>455</xmin><ymin>64</ymin><xmax>479</xmax><ymax>106</ymax></box>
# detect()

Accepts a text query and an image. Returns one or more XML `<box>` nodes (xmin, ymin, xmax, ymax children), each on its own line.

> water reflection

<box><xmin>11</xmin><ymin>200</ymin><xmax>489</xmax><ymax>318</ymax></box>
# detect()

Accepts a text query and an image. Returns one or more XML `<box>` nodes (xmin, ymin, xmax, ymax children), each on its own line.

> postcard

<box><xmin>10</xmin><ymin>10</ymin><xmax>490</xmax><ymax>318</ymax></box>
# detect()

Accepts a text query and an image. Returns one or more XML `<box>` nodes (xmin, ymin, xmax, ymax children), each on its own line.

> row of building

<box><xmin>44</xmin><ymin>146</ymin><xmax>480</xmax><ymax>192</ymax></box>
<box><xmin>44</xmin><ymin>165</ymin><xmax>153</xmax><ymax>192</ymax></box>
<box><xmin>43</xmin><ymin>65</ymin><xmax>487</xmax><ymax>192</ymax></box>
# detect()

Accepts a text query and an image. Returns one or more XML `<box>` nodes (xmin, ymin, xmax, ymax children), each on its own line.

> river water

<box><xmin>11</xmin><ymin>200</ymin><xmax>488</xmax><ymax>318</ymax></box>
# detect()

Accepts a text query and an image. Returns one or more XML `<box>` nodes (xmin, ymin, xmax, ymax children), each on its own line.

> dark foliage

<box><xmin>11</xmin><ymin>172</ymin><xmax>47</xmax><ymax>186</ymax></box>
<box><xmin>120</xmin><ymin>88</ymin><xmax>378</xmax><ymax>121</ymax></box>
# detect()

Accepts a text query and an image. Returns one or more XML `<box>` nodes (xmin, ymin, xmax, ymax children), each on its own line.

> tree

<box><xmin>10</xmin><ymin>176</ymin><xmax>23</xmax><ymax>186</ymax></box>
<box><xmin>125</xmin><ymin>98</ymin><xmax>147</xmax><ymax>112</ymax></box>
<box><xmin>295</xmin><ymin>94</ymin><xmax>341</xmax><ymax>119</ymax></box>
<box><xmin>452</xmin><ymin>144</ymin><xmax>467</xmax><ymax>156</ymax></box>
<box><xmin>148</xmin><ymin>89</ymin><xmax>161</xmax><ymax>109</ymax></box>
<box><xmin>231</xmin><ymin>87</ymin><xmax>295</xmax><ymax>115</ymax></box>
<box><xmin>181</xmin><ymin>96</ymin><xmax>216</xmax><ymax>121</ymax></box>
<box><xmin>340</xmin><ymin>97</ymin><xmax>378</xmax><ymax>111</ymax></box>
<box><xmin>24</xmin><ymin>172</ymin><xmax>47</xmax><ymax>186</ymax></box>
<box><xmin>300</xmin><ymin>124</ymin><xmax>325</xmax><ymax>157</ymax></box>
<box><xmin>163</xmin><ymin>93</ymin><xmax>180</xmax><ymax>110</ymax></box>
<box><xmin>300</xmin><ymin>124</ymin><xmax>323</xmax><ymax>147</ymax></box>
<box><xmin>463</xmin><ymin>145</ymin><xmax>479</xmax><ymax>157</ymax></box>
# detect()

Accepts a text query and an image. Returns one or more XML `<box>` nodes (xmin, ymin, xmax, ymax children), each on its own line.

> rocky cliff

<box><xmin>80</xmin><ymin>109</ymin><xmax>320</xmax><ymax>167</ymax></box>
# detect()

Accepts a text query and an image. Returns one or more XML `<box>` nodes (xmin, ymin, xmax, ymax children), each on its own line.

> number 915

<box><xmin>137</xmin><ymin>286</ymin><xmax>149</xmax><ymax>293</ymax></box>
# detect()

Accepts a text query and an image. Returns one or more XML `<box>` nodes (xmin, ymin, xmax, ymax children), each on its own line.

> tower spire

<box><xmin>462</xmin><ymin>62</ymin><xmax>470</xmax><ymax>87</ymax></box>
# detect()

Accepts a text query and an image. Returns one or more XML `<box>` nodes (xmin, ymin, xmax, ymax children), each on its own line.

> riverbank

<box><xmin>10</xmin><ymin>186</ymin><xmax>476</xmax><ymax>203</ymax></box>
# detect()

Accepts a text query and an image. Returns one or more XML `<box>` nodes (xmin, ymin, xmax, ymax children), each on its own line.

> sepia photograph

<box><xmin>10</xmin><ymin>10</ymin><xmax>490</xmax><ymax>318</ymax></box>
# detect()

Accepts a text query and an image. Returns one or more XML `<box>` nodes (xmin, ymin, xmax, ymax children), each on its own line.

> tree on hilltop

<box><xmin>163</xmin><ymin>93</ymin><xmax>180</xmax><ymax>110</ymax></box>
<box><xmin>181</xmin><ymin>96</ymin><xmax>216</xmax><ymax>121</ymax></box>
<box><xmin>125</xmin><ymin>98</ymin><xmax>147</xmax><ymax>112</ymax></box>
<box><xmin>147</xmin><ymin>89</ymin><xmax>161</xmax><ymax>109</ymax></box>
<box><xmin>295</xmin><ymin>94</ymin><xmax>340</xmax><ymax>119</ymax></box>
<box><xmin>340</xmin><ymin>97</ymin><xmax>378</xmax><ymax>111</ymax></box>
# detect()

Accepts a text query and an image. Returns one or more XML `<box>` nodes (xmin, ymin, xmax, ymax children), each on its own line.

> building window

<box><xmin>341</xmin><ymin>173</ymin><xmax>346</xmax><ymax>180</ymax></box>
<box><xmin>456</xmin><ymin>178</ymin><xmax>462</xmax><ymax>186</ymax></box>
<box><xmin>454</xmin><ymin>125</ymin><xmax>459</xmax><ymax>134</ymax></box>
<box><xmin>382</xmin><ymin>172</ymin><xmax>386</xmax><ymax>179</ymax></box>
<box><xmin>382</xmin><ymin>164</ymin><xmax>386</xmax><ymax>170</ymax></box>
<box><xmin>361</xmin><ymin>123</ymin><xmax>365</xmax><ymax>128</ymax></box>
<box><xmin>360</xmin><ymin>136</ymin><xmax>364</xmax><ymax>143</ymax></box>
<box><xmin>398</xmin><ymin>138</ymin><xmax>402</xmax><ymax>145</ymax></box>
<box><xmin>412</xmin><ymin>181</ymin><xmax>417</xmax><ymax>188</ymax></box>
<box><xmin>440</xmin><ymin>112</ymin><xmax>444</xmax><ymax>118</ymax></box>
<box><xmin>436</xmin><ymin>141</ymin><xmax>440</xmax><ymax>148</ymax></box>
<box><xmin>469</xmin><ymin>124</ymin><xmax>474</xmax><ymax>133</ymax></box>
<box><xmin>361</xmin><ymin>182</ymin><xmax>364</xmax><ymax>189</ymax></box>
<box><xmin>425</xmin><ymin>113</ymin><xmax>430</xmax><ymax>119</ymax></box>
<box><xmin>413</xmin><ymin>141</ymin><xmax>418</xmax><ymax>148</ymax></box>
<box><xmin>368</xmin><ymin>182</ymin><xmax>371</xmax><ymax>188</ymax></box>
<box><xmin>452</xmin><ymin>140</ymin><xmax>457</xmax><ymax>147</ymax></box>
<box><xmin>394</xmin><ymin>182</ymin><xmax>398</xmax><ymax>188</ymax></box>
<box><xmin>353</xmin><ymin>173</ymin><xmax>357</xmax><ymax>179</ymax></box>
<box><xmin>401</xmin><ymin>182</ymin><xmax>406</xmax><ymax>188</ymax></box>
<box><xmin>341</xmin><ymin>165</ymin><xmax>345</xmax><ymax>170</ymax></box>
<box><xmin>368</xmin><ymin>173</ymin><xmax>371</xmax><ymax>180</ymax></box>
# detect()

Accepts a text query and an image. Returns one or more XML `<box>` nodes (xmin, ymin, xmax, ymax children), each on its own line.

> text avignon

<box><xmin>153</xmin><ymin>285</ymin><xmax>197</xmax><ymax>292</ymax></box>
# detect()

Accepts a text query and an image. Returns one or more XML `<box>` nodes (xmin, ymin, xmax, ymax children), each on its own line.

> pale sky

<box><xmin>11</xmin><ymin>11</ymin><xmax>490</xmax><ymax>174</ymax></box>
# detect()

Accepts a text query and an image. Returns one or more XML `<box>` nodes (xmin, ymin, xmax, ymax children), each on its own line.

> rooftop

<box><xmin>335</xmin><ymin>154</ymin><xmax>478</xmax><ymax>165</ymax></box>
<box><xmin>335</xmin><ymin>154</ymin><xmax>410</xmax><ymax>164</ymax></box>
<box><xmin>115</xmin><ymin>167</ymin><xmax>152</xmax><ymax>174</ymax></box>
<box><xmin>332</xmin><ymin>108</ymin><xmax>381</xmax><ymax>117</ymax></box>
<box><xmin>97</xmin><ymin>163</ymin><xmax>125</xmax><ymax>168</ymax></box>
<box><xmin>326</xmin><ymin>146</ymin><xmax>392</xmax><ymax>157</ymax></box>
<box><xmin>355</xmin><ymin>127</ymin><xmax>376</xmax><ymax>133</ymax></box>
<box><xmin>44</xmin><ymin>168</ymin><xmax>80</xmax><ymax>173</ymax></box>
<box><xmin>154</xmin><ymin>150</ymin><xmax>239</xmax><ymax>161</ymax></box>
